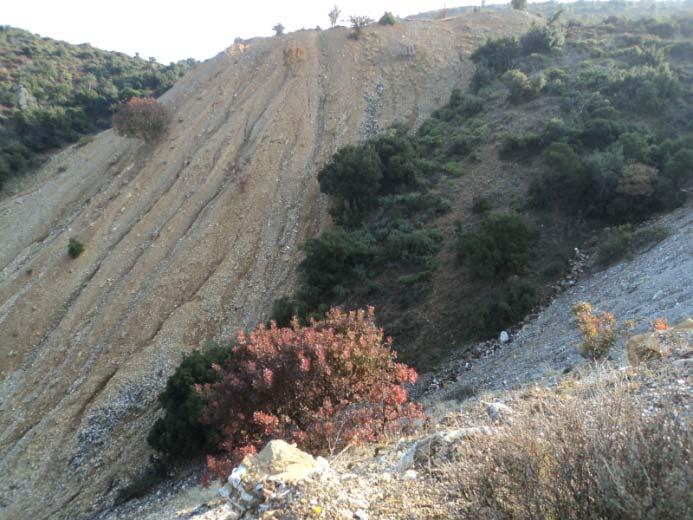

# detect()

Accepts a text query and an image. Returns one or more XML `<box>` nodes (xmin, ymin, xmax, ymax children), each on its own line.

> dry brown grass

<box><xmin>447</xmin><ymin>368</ymin><xmax>691</xmax><ymax>519</ymax></box>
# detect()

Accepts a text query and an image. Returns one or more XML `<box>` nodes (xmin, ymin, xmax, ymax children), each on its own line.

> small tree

<box><xmin>112</xmin><ymin>97</ymin><xmax>169</xmax><ymax>143</ymax></box>
<box><xmin>572</xmin><ymin>302</ymin><xmax>617</xmax><ymax>360</ymax></box>
<box><xmin>349</xmin><ymin>15</ymin><xmax>374</xmax><ymax>39</ymax></box>
<box><xmin>511</xmin><ymin>0</ymin><xmax>528</xmax><ymax>10</ymax></box>
<box><xmin>379</xmin><ymin>12</ymin><xmax>397</xmax><ymax>25</ymax></box>
<box><xmin>272</xmin><ymin>23</ymin><xmax>285</xmax><ymax>36</ymax></box>
<box><xmin>328</xmin><ymin>5</ymin><xmax>341</xmax><ymax>27</ymax></box>
<box><xmin>68</xmin><ymin>238</ymin><xmax>84</xmax><ymax>259</ymax></box>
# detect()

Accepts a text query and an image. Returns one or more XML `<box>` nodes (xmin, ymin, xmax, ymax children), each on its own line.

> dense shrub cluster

<box><xmin>520</xmin><ymin>24</ymin><xmax>566</xmax><ymax>55</ymax></box>
<box><xmin>457</xmin><ymin>212</ymin><xmax>529</xmax><ymax>280</ymax></box>
<box><xmin>281</xmin><ymin>124</ymin><xmax>453</xmax><ymax>324</ymax></box>
<box><xmin>112</xmin><ymin>97</ymin><xmax>170</xmax><ymax>142</ymax></box>
<box><xmin>0</xmin><ymin>26</ymin><xmax>194</xmax><ymax>187</ymax></box>
<box><xmin>198</xmin><ymin>307</ymin><xmax>423</xmax><ymax>480</ymax></box>
<box><xmin>470</xmin><ymin>25</ymin><xmax>564</xmax><ymax>92</ymax></box>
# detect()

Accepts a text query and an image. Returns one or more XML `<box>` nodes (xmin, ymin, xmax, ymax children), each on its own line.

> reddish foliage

<box><xmin>112</xmin><ymin>97</ymin><xmax>169</xmax><ymax>142</ymax></box>
<box><xmin>197</xmin><ymin>307</ymin><xmax>424</xmax><ymax>480</ymax></box>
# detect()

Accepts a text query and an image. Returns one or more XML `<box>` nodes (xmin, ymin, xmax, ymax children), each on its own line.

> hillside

<box><xmin>0</xmin><ymin>25</ymin><xmax>195</xmax><ymax>192</ymax></box>
<box><xmin>0</xmin><ymin>12</ymin><xmax>536</xmax><ymax>519</ymax></box>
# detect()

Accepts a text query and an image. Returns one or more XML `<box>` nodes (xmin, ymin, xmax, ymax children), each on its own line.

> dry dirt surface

<box><xmin>0</xmin><ymin>12</ymin><xmax>536</xmax><ymax>520</ymax></box>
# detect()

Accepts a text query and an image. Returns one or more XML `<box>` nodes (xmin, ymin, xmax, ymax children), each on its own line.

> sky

<box><xmin>2</xmin><ymin>1</ymin><xmax>481</xmax><ymax>64</ymax></box>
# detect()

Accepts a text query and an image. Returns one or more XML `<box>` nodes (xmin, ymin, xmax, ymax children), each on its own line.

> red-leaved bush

<box><xmin>112</xmin><ymin>97</ymin><xmax>169</xmax><ymax>142</ymax></box>
<box><xmin>196</xmin><ymin>307</ymin><xmax>423</xmax><ymax>481</ymax></box>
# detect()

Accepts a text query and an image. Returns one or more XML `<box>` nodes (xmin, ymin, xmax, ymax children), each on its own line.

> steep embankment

<box><xmin>0</xmin><ymin>12</ymin><xmax>535</xmax><ymax>519</ymax></box>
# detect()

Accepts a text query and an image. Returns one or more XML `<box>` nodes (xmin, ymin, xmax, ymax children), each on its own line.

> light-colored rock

<box><xmin>397</xmin><ymin>427</ymin><xmax>495</xmax><ymax>471</ymax></box>
<box><xmin>220</xmin><ymin>440</ymin><xmax>329</xmax><ymax>516</ymax></box>
<box><xmin>243</xmin><ymin>439</ymin><xmax>327</xmax><ymax>483</ymax></box>
<box><xmin>486</xmin><ymin>402</ymin><xmax>513</xmax><ymax>423</ymax></box>
<box><xmin>626</xmin><ymin>334</ymin><xmax>663</xmax><ymax>365</ymax></box>
<box><xmin>500</xmin><ymin>331</ymin><xmax>510</xmax><ymax>343</ymax></box>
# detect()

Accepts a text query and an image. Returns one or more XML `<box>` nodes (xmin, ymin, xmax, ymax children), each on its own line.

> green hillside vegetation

<box><xmin>273</xmin><ymin>14</ymin><xmax>693</xmax><ymax>366</ymax></box>
<box><xmin>0</xmin><ymin>25</ymin><xmax>195</xmax><ymax>189</ymax></box>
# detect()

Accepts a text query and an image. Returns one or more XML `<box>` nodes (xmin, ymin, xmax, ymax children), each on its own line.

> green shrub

<box><xmin>318</xmin><ymin>144</ymin><xmax>383</xmax><ymax>225</ymax></box>
<box><xmin>663</xmin><ymin>148</ymin><xmax>693</xmax><ymax>187</ymax></box>
<box><xmin>298</xmin><ymin>228</ymin><xmax>376</xmax><ymax>308</ymax></box>
<box><xmin>530</xmin><ymin>142</ymin><xmax>587</xmax><ymax>211</ymax></box>
<box><xmin>379</xmin><ymin>228</ymin><xmax>442</xmax><ymax>266</ymax></box>
<box><xmin>432</xmin><ymin>89</ymin><xmax>484</xmax><ymax>122</ymax></box>
<box><xmin>470</xmin><ymin>37</ymin><xmax>521</xmax><ymax>74</ymax></box>
<box><xmin>499</xmin><ymin>132</ymin><xmax>543</xmax><ymax>160</ymax></box>
<box><xmin>471</xmin><ymin>64</ymin><xmax>496</xmax><ymax>93</ymax></box>
<box><xmin>520</xmin><ymin>24</ymin><xmax>565</xmax><ymax>55</ymax></box>
<box><xmin>618</xmin><ymin>132</ymin><xmax>651</xmax><ymax>162</ymax></box>
<box><xmin>472</xmin><ymin>195</ymin><xmax>491</xmax><ymax>214</ymax></box>
<box><xmin>147</xmin><ymin>344</ymin><xmax>232</xmax><ymax>461</ymax></box>
<box><xmin>511</xmin><ymin>0</ymin><xmax>527</xmax><ymax>10</ymax></box>
<box><xmin>67</xmin><ymin>238</ymin><xmax>85</xmax><ymax>258</ymax></box>
<box><xmin>378</xmin><ymin>12</ymin><xmax>397</xmax><ymax>25</ymax></box>
<box><xmin>502</xmin><ymin>70</ymin><xmax>543</xmax><ymax>103</ymax></box>
<box><xmin>458</xmin><ymin>212</ymin><xmax>529</xmax><ymax>280</ymax></box>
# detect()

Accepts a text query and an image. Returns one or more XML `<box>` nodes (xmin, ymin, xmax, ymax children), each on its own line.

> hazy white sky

<box><xmin>2</xmin><ymin>1</ymin><xmax>481</xmax><ymax>64</ymax></box>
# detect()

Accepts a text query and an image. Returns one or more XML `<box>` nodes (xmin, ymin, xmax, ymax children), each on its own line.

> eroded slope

<box><xmin>0</xmin><ymin>13</ymin><xmax>535</xmax><ymax>519</ymax></box>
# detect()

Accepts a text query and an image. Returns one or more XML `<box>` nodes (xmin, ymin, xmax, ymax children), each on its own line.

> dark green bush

<box><xmin>378</xmin><ymin>12</ymin><xmax>397</xmax><ymax>25</ymax></box>
<box><xmin>470</xmin><ymin>37</ymin><xmax>521</xmax><ymax>74</ymax></box>
<box><xmin>318</xmin><ymin>144</ymin><xmax>383</xmax><ymax>225</ymax></box>
<box><xmin>520</xmin><ymin>24</ymin><xmax>565</xmax><ymax>55</ymax></box>
<box><xmin>298</xmin><ymin>228</ymin><xmax>376</xmax><ymax>308</ymax></box>
<box><xmin>500</xmin><ymin>133</ymin><xmax>543</xmax><ymax>160</ymax></box>
<box><xmin>458</xmin><ymin>212</ymin><xmax>529</xmax><ymax>280</ymax></box>
<box><xmin>147</xmin><ymin>344</ymin><xmax>232</xmax><ymax>460</ymax></box>
<box><xmin>68</xmin><ymin>238</ymin><xmax>85</xmax><ymax>258</ymax></box>
<box><xmin>530</xmin><ymin>142</ymin><xmax>587</xmax><ymax>210</ymax></box>
<box><xmin>379</xmin><ymin>227</ymin><xmax>442</xmax><ymax>266</ymax></box>
<box><xmin>472</xmin><ymin>195</ymin><xmax>491</xmax><ymax>215</ymax></box>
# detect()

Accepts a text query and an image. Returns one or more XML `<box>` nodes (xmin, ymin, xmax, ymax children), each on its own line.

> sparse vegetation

<box><xmin>455</xmin><ymin>372</ymin><xmax>692</xmax><ymax>518</ymax></box>
<box><xmin>67</xmin><ymin>238</ymin><xmax>84</xmax><ymax>259</ymax></box>
<box><xmin>348</xmin><ymin>16</ymin><xmax>374</xmax><ymax>39</ymax></box>
<box><xmin>328</xmin><ymin>5</ymin><xmax>341</xmax><ymax>27</ymax></box>
<box><xmin>272</xmin><ymin>23</ymin><xmax>285</xmax><ymax>36</ymax></box>
<box><xmin>597</xmin><ymin>224</ymin><xmax>670</xmax><ymax>266</ymax></box>
<box><xmin>112</xmin><ymin>97</ymin><xmax>169</xmax><ymax>143</ymax></box>
<box><xmin>572</xmin><ymin>301</ymin><xmax>617</xmax><ymax>359</ymax></box>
